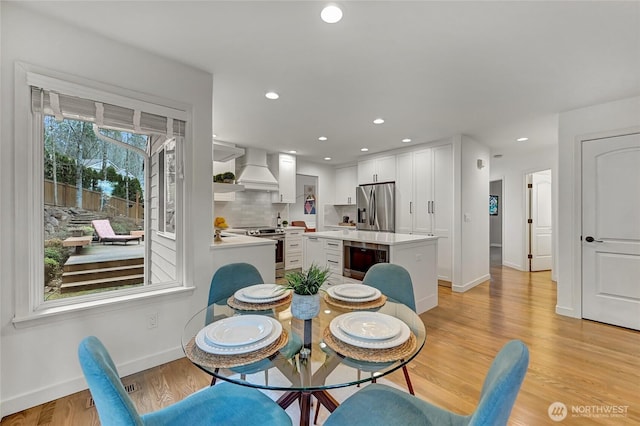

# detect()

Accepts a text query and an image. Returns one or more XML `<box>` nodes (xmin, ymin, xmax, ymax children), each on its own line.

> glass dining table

<box><xmin>182</xmin><ymin>292</ymin><xmax>426</xmax><ymax>426</ymax></box>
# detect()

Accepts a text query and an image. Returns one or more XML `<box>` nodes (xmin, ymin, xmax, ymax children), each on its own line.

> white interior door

<box><xmin>582</xmin><ymin>133</ymin><xmax>640</xmax><ymax>330</ymax></box>
<box><xmin>531</xmin><ymin>170</ymin><xmax>552</xmax><ymax>271</ymax></box>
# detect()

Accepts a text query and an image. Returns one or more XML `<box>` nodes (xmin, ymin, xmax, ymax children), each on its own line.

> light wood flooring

<box><xmin>2</xmin><ymin>263</ymin><xmax>639</xmax><ymax>425</ymax></box>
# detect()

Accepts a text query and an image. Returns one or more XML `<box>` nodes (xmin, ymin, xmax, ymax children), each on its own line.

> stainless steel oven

<box><xmin>343</xmin><ymin>240</ymin><xmax>389</xmax><ymax>280</ymax></box>
<box><xmin>261</xmin><ymin>233</ymin><xmax>285</xmax><ymax>278</ymax></box>
<box><xmin>229</xmin><ymin>227</ymin><xmax>285</xmax><ymax>278</ymax></box>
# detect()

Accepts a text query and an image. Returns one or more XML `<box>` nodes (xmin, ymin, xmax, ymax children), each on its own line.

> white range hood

<box><xmin>236</xmin><ymin>148</ymin><xmax>279</xmax><ymax>191</ymax></box>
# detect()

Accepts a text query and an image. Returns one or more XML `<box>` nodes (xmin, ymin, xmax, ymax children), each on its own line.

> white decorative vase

<box><xmin>291</xmin><ymin>293</ymin><xmax>320</xmax><ymax>320</ymax></box>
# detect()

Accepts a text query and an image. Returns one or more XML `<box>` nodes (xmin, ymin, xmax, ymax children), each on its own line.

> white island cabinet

<box><xmin>210</xmin><ymin>234</ymin><xmax>276</xmax><ymax>283</ymax></box>
<box><xmin>302</xmin><ymin>230</ymin><xmax>438</xmax><ymax>313</ymax></box>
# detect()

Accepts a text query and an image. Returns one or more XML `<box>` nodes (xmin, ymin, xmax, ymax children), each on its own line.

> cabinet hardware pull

<box><xmin>410</xmin><ymin>201</ymin><xmax>413</xmax><ymax>214</ymax></box>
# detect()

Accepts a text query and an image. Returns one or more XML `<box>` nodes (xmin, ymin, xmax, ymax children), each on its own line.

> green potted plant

<box><xmin>282</xmin><ymin>220</ymin><xmax>289</xmax><ymax>227</ymax></box>
<box><xmin>222</xmin><ymin>171</ymin><xmax>236</xmax><ymax>183</ymax></box>
<box><xmin>281</xmin><ymin>263</ymin><xmax>330</xmax><ymax>319</ymax></box>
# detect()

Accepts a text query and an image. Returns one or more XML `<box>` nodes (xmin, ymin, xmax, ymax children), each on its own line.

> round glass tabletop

<box><xmin>182</xmin><ymin>294</ymin><xmax>426</xmax><ymax>392</ymax></box>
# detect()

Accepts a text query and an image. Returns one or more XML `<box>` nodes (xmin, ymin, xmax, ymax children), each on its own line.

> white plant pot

<box><xmin>291</xmin><ymin>293</ymin><xmax>320</xmax><ymax>320</ymax></box>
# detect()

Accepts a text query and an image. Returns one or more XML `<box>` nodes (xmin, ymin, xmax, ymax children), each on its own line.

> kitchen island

<box><xmin>302</xmin><ymin>230</ymin><xmax>438</xmax><ymax>313</ymax></box>
<box><xmin>210</xmin><ymin>233</ymin><xmax>276</xmax><ymax>283</ymax></box>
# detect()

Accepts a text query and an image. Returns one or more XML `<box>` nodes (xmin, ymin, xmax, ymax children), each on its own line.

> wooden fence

<box><xmin>44</xmin><ymin>180</ymin><xmax>144</xmax><ymax>219</ymax></box>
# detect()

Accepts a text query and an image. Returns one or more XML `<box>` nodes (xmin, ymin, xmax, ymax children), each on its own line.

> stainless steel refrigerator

<box><xmin>356</xmin><ymin>182</ymin><xmax>395</xmax><ymax>232</ymax></box>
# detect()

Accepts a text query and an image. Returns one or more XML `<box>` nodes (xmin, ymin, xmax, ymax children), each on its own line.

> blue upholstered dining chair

<box><xmin>362</xmin><ymin>263</ymin><xmax>417</xmax><ymax>394</ymax></box>
<box><xmin>78</xmin><ymin>336</ymin><xmax>292</xmax><ymax>426</ymax></box>
<box><xmin>208</xmin><ymin>262</ymin><xmax>265</xmax><ymax>307</ymax></box>
<box><xmin>324</xmin><ymin>339</ymin><xmax>530</xmax><ymax>426</ymax></box>
<box><xmin>207</xmin><ymin>262</ymin><xmax>302</xmax><ymax>386</ymax></box>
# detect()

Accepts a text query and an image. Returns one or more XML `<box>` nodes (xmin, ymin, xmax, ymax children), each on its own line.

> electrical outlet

<box><xmin>147</xmin><ymin>312</ymin><xmax>158</xmax><ymax>329</ymax></box>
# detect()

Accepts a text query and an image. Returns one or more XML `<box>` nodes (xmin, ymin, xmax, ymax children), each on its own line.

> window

<box><xmin>16</xmin><ymin>69</ymin><xmax>189</xmax><ymax>318</ymax></box>
<box><xmin>158</xmin><ymin>138</ymin><xmax>176</xmax><ymax>236</ymax></box>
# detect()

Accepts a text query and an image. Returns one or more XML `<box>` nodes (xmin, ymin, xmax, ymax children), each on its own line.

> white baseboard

<box><xmin>452</xmin><ymin>274</ymin><xmax>490</xmax><ymax>292</ymax></box>
<box><xmin>416</xmin><ymin>294</ymin><xmax>438</xmax><ymax>315</ymax></box>
<box><xmin>503</xmin><ymin>261</ymin><xmax>524</xmax><ymax>271</ymax></box>
<box><xmin>490</xmin><ymin>243</ymin><xmax>502</xmax><ymax>247</ymax></box>
<box><xmin>556</xmin><ymin>305</ymin><xmax>579</xmax><ymax>318</ymax></box>
<box><xmin>1</xmin><ymin>346</ymin><xmax>184</xmax><ymax>418</ymax></box>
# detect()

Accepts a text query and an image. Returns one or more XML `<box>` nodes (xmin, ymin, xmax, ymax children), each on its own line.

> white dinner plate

<box><xmin>234</xmin><ymin>285</ymin><xmax>290</xmax><ymax>304</ymax></box>
<box><xmin>337</xmin><ymin>312</ymin><xmax>402</xmax><ymax>340</ymax></box>
<box><xmin>327</xmin><ymin>285</ymin><xmax>381</xmax><ymax>303</ymax></box>
<box><xmin>329</xmin><ymin>314</ymin><xmax>410</xmax><ymax>349</ymax></box>
<box><xmin>196</xmin><ymin>317</ymin><xmax>282</xmax><ymax>355</ymax></box>
<box><xmin>204</xmin><ymin>315</ymin><xmax>273</xmax><ymax>347</ymax></box>
<box><xmin>332</xmin><ymin>284</ymin><xmax>377</xmax><ymax>299</ymax></box>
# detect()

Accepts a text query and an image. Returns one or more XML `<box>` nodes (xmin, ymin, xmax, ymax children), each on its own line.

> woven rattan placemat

<box><xmin>322</xmin><ymin>327</ymin><xmax>417</xmax><ymax>362</ymax></box>
<box><xmin>185</xmin><ymin>330</ymin><xmax>289</xmax><ymax>369</ymax></box>
<box><xmin>227</xmin><ymin>293</ymin><xmax>292</xmax><ymax>311</ymax></box>
<box><xmin>323</xmin><ymin>293</ymin><xmax>387</xmax><ymax>310</ymax></box>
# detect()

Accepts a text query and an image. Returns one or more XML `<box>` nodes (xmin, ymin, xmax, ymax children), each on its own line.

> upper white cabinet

<box><xmin>357</xmin><ymin>155</ymin><xmax>396</xmax><ymax>184</ymax></box>
<box><xmin>335</xmin><ymin>166</ymin><xmax>357</xmax><ymax>205</ymax></box>
<box><xmin>395</xmin><ymin>144</ymin><xmax>453</xmax><ymax>281</ymax></box>
<box><xmin>268</xmin><ymin>153</ymin><xmax>296</xmax><ymax>203</ymax></box>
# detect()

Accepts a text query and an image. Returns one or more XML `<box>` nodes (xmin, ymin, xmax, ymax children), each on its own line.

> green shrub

<box><xmin>44</xmin><ymin>238</ymin><xmax>64</xmax><ymax>249</ymax></box>
<box><xmin>82</xmin><ymin>226</ymin><xmax>95</xmax><ymax>236</ymax></box>
<box><xmin>110</xmin><ymin>222</ymin><xmax>129</xmax><ymax>234</ymax></box>
<box><xmin>44</xmin><ymin>257</ymin><xmax>59</xmax><ymax>285</ymax></box>
<box><xmin>44</xmin><ymin>247</ymin><xmax>64</xmax><ymax>264</ymax></box>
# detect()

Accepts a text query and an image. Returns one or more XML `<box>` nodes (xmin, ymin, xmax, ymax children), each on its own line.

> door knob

<box><xmin>585</xmin><ymin>236</ymin><xmax>603</xmax><ymax>243</ymax></box>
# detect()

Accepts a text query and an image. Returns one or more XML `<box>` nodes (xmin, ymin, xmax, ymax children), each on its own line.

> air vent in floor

<box><xmin>87</xmin><ymin>382</ymin><xmax>138</xmax><ymax>408</ymax></box>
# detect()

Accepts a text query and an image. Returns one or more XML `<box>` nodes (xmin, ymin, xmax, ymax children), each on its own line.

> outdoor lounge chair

<box><xmin>92</xmin><ymin>219</ymin><xmax>141</xmax><ymax>245</ymax></box>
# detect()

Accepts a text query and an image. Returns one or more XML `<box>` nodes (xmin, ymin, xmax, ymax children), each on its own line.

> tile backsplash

<box><xmin>214</xmin><ymin>191</ymin><xmax>284</xmax><ymax>228</ymax></box>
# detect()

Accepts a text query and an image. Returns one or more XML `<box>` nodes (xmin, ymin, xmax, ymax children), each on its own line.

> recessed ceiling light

<box><xmin>289</xmin><ymin>150</ymin><xmax>297</xmax><ymax>154</ymax></box>
<box><xmin>320</xmin><ymin>5</ymin><xmax>343</xmax><ymax>24</ymax></box>
<box><xmin>493</xmin><ymin>154</ymin><xmax>503</xmax><ymax>158</ymax></box>
<box><xmin>324</xmin><ymin>157</ymin><xmax>332</xmax><ymax>161</ymax></box>
<box><xmin>361</xmin><ymin>148</ymin><xmax>369</xmax><ymax>152</ymax></box>
<box><xmin>373</xmin><ymin>118</ymin><xmax>385</xmax><ymax>124</ymax></box>
<box><xmin>516</xmin><ymin>137</ymin><xmax>529</xmax><ymax>142</ymax></box>
<box><xmin>265</xmin><ymin>91</ymin><xmax>279</xmax><ymax>100</ymax></box>
<box><xmin>318</xmin><ymin>136</ymin><xmax>328</xmax><ymax>141</ymax></box>
<box><xmin>402</xmin><ymin>138</ymin><xmax>412</xmax><ymax>143</ymax></box>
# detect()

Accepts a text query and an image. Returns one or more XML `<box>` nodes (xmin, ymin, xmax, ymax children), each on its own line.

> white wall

<box><xmin>290</xmin><ymin>174</ymin><xmax>318</xmax><ymax>228</ymax></box>
<box><xmin>0</xmin><ymin>4</ymin><xmax>213</xmax><ymax>416</ymax></box>
<box><xmin>557</xmin><ymin>96</ymin><xmax>640</xmax><ymax>318</ymax></box>
<box><xmin>490</xmin><ymin>145</ymin><xmax>557</xmax><ymax>274</ymax></box>
<box><xmin>296</xmin><ymin>159</ymin><xmax>337</xmax><ymax>232</ymax></box>
<box><xmin>456</xmin><ymin>136</ymin><xmax>491</xmax><ymax>291</ymax></box>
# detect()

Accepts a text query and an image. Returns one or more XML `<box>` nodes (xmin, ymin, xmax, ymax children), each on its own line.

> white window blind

<box><xmin>31</xmin><ymin>86</ymin><xmax>186</xmax><ymax>137</ymax></box>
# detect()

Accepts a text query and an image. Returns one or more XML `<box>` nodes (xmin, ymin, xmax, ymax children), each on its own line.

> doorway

<box><xmin>489</xmin><ymin>179</ymin><xmax>503</xmax><ymax>267</ymax></box>
<box><xmin>526</xmin><ymin>169</ymin><xmax>553</xmax><ymax>272</ymax></box>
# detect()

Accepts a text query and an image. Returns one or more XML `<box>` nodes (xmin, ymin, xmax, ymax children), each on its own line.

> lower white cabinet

<box><xmin>303</xmin><ymin>236</ymin><xmax>343</xmax><ymax>284</ymax></box>
<box><xmin>285</xmin><ymin>228</ymin><xmax>304</xmax><ymax>270</ymax></box>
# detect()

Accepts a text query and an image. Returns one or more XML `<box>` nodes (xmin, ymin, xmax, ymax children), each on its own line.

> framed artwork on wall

<box><xmin>489</xmin><ymin>195</ymin><xmax>499</xmax><ymax>216</ymax></box>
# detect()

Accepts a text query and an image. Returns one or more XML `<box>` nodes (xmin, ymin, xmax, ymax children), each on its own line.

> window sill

<box><xmin>12</xmin><ymin>286</ymin><xmax>195</xmax><ymax>329</ymax></box>
<box><xmin>157</xmin><ymin>231</ymin><xmax>176</xmax><ymax>241</ymax></box>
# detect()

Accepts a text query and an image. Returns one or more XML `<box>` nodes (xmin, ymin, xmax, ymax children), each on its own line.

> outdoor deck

<box><xmin>61</xmin><ymin>241</ymin><xmax>145</xmax><ymax>293</ymax></box>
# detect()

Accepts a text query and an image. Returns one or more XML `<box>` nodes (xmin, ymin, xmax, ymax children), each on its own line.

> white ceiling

<box><xmin>15</xmin><ymin>1</ymin><xmax>640</xmax><ymax>165</ymax></box>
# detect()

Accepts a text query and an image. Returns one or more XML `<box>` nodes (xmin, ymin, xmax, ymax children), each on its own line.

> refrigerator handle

<box><xmin>370</xmin><ymin>188</ymin><xmax>376</xmax><ymax>226</ymax></box>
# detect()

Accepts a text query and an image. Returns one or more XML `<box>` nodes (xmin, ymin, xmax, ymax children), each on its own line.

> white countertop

<box><xmin>303</xmin><ymin>230</ymin><xmax>438</xmax><ymax>246</ymax></box>
<box><xmin>211</xmin><ymin>233</ymin><xmax>276</xmax><ymax>249</ymax></box>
